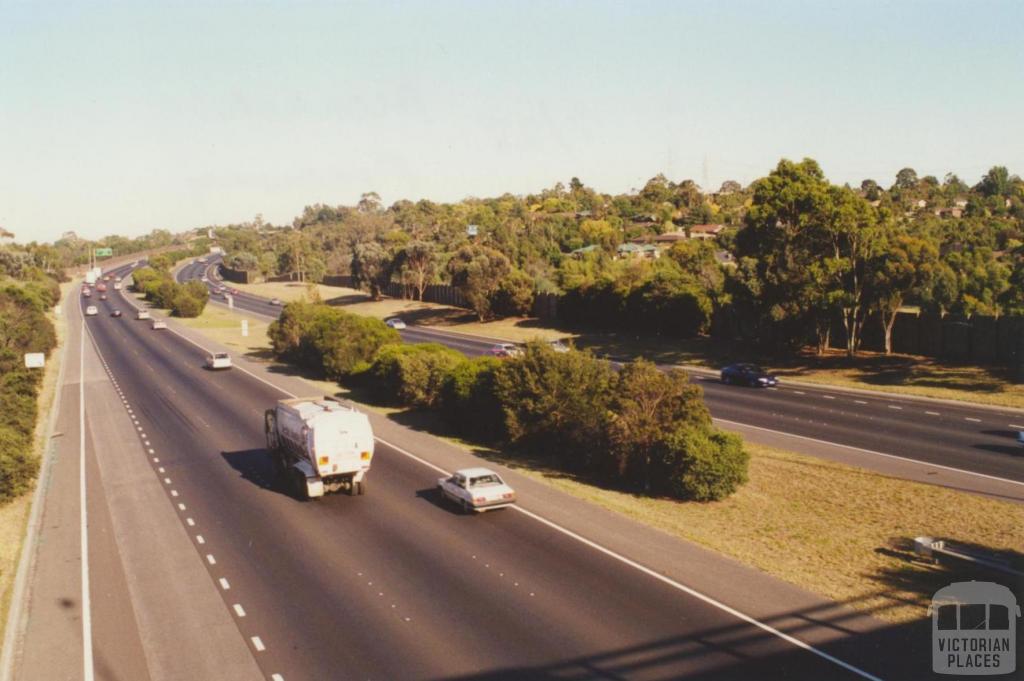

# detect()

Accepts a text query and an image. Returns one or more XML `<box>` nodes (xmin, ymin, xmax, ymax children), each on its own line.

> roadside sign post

<box><xmin>226</xmin><ymin>294</ymin><xmax>233</xmax><ymax>309</ymax></box>
<box><xmin>24</xmin><ymin>353</ymin><xmax>45</xmax><ymax>369</ymax></box>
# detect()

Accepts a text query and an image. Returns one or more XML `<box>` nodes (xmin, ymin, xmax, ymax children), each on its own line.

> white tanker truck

<box><xmin>265</xmin><ymin>397</ymin><xmax>374</xmax><ymax>499</ymax></box>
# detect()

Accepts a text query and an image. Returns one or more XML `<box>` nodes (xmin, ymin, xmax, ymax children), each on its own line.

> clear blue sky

<box><xmin>2</xmin><ymin>0</ymin><xmax>1022</xmax><ymax>243</ymax></box>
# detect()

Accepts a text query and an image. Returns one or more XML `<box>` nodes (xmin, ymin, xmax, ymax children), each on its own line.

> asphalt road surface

<box><xmin>13</xmin><ymin>263</ymin><xmax>941</xmax><ymax>680</ymax></box>
<box><xmin>177</xmin><ymin>259</ymin><xmax>1024</xmax><ymax>497</ymax></box>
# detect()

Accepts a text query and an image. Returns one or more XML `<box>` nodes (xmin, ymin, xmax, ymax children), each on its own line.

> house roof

<box><xmin>689</xmin><ymin>223</ymin><xmax>725</xmax><ymax>234</ymax></box>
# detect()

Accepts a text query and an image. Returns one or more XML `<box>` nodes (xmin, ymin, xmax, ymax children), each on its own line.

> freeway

<box><xmin>7</xmin><ymin>261</ymin><xmax>935</xmax><ymax>680</ymax></box>
<box><xmin>177</xmin><ymin>259</ymin><xmax>1024</xmax><ymax>498</ymax></box>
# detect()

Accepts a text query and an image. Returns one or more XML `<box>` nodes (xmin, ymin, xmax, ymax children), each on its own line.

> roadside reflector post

<box><xmin>226</xmin><ymin>294</ymin><xmax>233</xmax><ymax>309</ymax></box>
<box><xmin>241</xmin><ymin>320</ymin><xmax>249</xmax><ymax>337</ymax></box>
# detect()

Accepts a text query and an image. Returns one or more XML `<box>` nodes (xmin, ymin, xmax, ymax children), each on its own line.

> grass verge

<box><xmin>0</xmin><ymin>280</ymin><xmax>74</xmax><ymax>640</ymax></box>
<box><xmin>177</xmin><ymin>302</ymin><xmax>1023</xmax><ymax>624</ymax></box>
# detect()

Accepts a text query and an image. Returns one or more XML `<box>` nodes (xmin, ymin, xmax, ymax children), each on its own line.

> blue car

<box><xmin>720</xmin><ymin>363</ymin><xmax>778</xmax><ymax>388</ymax></box>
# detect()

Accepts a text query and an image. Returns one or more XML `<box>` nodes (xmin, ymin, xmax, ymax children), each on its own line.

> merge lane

<box><xmin>85</xmin><ymin>286</ymin><xmax>877</xmax><ymax>680</ymax></box>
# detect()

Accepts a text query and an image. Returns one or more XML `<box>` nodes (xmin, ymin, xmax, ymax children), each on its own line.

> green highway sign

<box><xmin>93</xmin><ymin>247</ymin><xmax>113</xmax><ymax>257</ymax></box>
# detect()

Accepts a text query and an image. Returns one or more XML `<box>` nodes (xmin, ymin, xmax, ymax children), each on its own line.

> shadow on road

<box><xmin>220</xmin><ymin>448</ymin><xmax>295</xmax><ymax>499</ymax></box>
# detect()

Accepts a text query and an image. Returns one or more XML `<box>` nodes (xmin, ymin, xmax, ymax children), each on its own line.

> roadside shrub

<box><xmin>370</xmin><ymin>343</ymin><xmax>464</xmax><ymax>408</ymax></box>
<box><xmin>320</xmin><ymin>315</ymin><xmax>399</xmax><ymax>380</ymax></box>
<box><xmin>490</xmin><ymin>269</ymin><xmax>536</xmax><ymax>317</ymax></box>
<box><xmin>268</xmin><ymin>301</ymin><xmax>399</xmax><ymax>379</ymax></box>
<box><xmin>493</xmin><ymin>341</ymin><xmax>615</xmax><ymax>466</ymax></box>
<box><xmin>440</xmin><ymin>355</ymin><xmax>505</xmax><ymax>440</ymax></box>
<box><xmin>0</xmin><ymin>425</ymin><xmax>37</xmax><ymax>502</ymax></box>
<box><xmin>662</xmin><ymin>428</ymin><xmax>749</xmax><ymax>501</ymax></box>
<box><xmin>0</xmin><ymin>287</ymin><xmax>57</xmax><ymax>374</ymax></box>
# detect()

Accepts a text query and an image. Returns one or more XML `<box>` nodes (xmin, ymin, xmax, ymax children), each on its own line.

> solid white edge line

<box><xmin>514</xmin><ymin>504</ymin><xmax>882</xmax><ymax>681</ymax></box>
<box><xmin>80</xmin><ymin>317</ymin><xmax>95</xmax><ymax>681</ymax></box>
<box><xmin>713</xmin><ymin>417</ymin><xmax>1024</xmax><ymax>488</ymax></box>
<box><xmin>163</xmin><ymin>276</ymin><xmax>885</xmax><ymax>679</ymax></box>
<box><xmin>373</xmin><ymin>436</ymin><xmax>881</xmax><ymax>681</ymax></box>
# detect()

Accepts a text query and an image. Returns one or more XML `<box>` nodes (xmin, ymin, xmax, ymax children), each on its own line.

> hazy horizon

<box><xmin>2</xmin><ymin>0</ymin><xmax>1022</xmax><ymax>243</ymax></box>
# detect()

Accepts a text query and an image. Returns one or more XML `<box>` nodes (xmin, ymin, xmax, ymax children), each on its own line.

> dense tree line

<box><xmin>0</xmin><ymin>264</ymin><xmax>60</xmax><ymax>503</ymax></box>
<box><xmin>268</xmin><ymin>302</ymin><xmax>748</xmax><ymax>501</ymax></box>
<box><xmin>211</xmin><ymin>160</ymin><xmax>1024</xmax><ymax>359</ymax></box>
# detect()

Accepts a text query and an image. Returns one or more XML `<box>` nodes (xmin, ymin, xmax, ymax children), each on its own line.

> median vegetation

<box><xmin>132</xmin><ymin>266</ymin><xmax>209</xmax><ymax>317</ymax></box>
<box><xmin>269</xmin><ymin>301</ymin><xmax>749</xmax><ymax>501</ymax></box>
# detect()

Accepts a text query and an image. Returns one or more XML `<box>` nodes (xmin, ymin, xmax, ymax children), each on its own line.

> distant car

<box><xmin>228</xmin><ymin>287</ymin><xmax>239</xmax><ymax>295</ymax></box>
<box><xmin>549</xmin><ymin>339</ymin><xmax>570</xmax><ymax>353</ymax></box>
<box><xmin>85</xmin><ymin>305</ymin><xmax>98</xmax><ymax>316</ymax></box>
<box><xmin>115</xmin><ymin>276</ymin><xmax>122</xmax><ymax>282</ymax></box>
<box><xmin>489</xmin><ymin>343</ymin><xmax>522</xmax><ymax>358</ymax></box>
<box><xmin>205</xmin><ymin>352</ymin><xmax>232</xmax><ymax>370</ymax></box>
<box><xmin>384</xmin><ymin>317</ymin><xmax>406</xmax><ymax>329</ymax></box>
<box><xmin>136</xmin><ymin>310</ymin><xmax>151</xmax><ymax>320</ymax></box>
<box><xmin>720</xmin><ymin>363</ymin><xmax>778</xmax><ymax>387</ymax></box>
<box><xmin>152</xmin><ymin>320</ymin><xmax>167</xmax><ymax>330</ymax></box>
<box><xmin>437</xmin><ymin>467</ymin><xmax>516</xmax><ymax>513</ymax></box>
<box><xmin>1018</xmin><ymin>431</ymin><xmax>1024</xmax><ymax>448</ymax></box>
<box><xmin>198</xmin><ymin>257</ymin><xmax>207</xmax><ymax>264</ymax></box>
<box><xmin>201</xmin><ymin>276</ymin><xmax>209</xmax><ymax>283</ymax></box>
<box><xmin>111</xmin><ymin>310</ymin><xmax>122</xmax><ymax>317</ymax></box>
<box><xmin>99</xmin><ymin>294</ymin><xmax>107</xmax><ymax>301</ymax></box>
<box><xmin>113</xmin><ymin>282</ymin><xmax>122</xmax><ymax>290</ymax></box>
<box><xmin>82</xmin><ymin>289</ymin><xmax>92</xmax><ymax>297</ymax></box>
<box><xmin>270</xmin><ymin>298</ymin><xmax>282</xmax><ymax>306</ymax></box>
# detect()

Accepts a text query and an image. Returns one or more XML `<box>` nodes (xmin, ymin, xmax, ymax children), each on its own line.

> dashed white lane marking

<box><xmin>160</xmin><ymin>320</ymin><xmax>879</xmax><ymax>679</ymax></box>
<box><xmin>1009</xmin><ymin>424</ymin><xmax>1024</xmax><ymax>430</ymax></box>
<box><xmin>158</xmin><ymin>467</ymin><xmax>165</xmax><ymax>473</ymax></box>
<box><xmin>925</xmin><ymin>411</ymin><xmax>941</xmax><ymax>416</ymax></box>
<box><xmin>822</xmin><ymin>395</ymin><xmax>835</xmax><ymax>400</ymax></box>
<box><xmin>163</xmin><ymin>478</ymin><xmax>171</xmax><ymax>484</ymax></box>
<box><xmin>965</xmin><ymin>417</ymin><xmax>981</xmax><ymax>423</ymax></box>
<box><xmin>854</xmin><ymin>400</ymin><xmax>867</xmax><ymax>405</ymax></box>
<box><xmin>271</xmin><ymin>675</ymin><xmax>284</xmax><ymax>681</ymax></box>
<box><xmin>251</xmin><ymin>636</ymin><xmax>265</xmax><ymax>652</ymax></box>
<box><xmin>170</xmin><ymin>490</ymin><xmax>179</xmax><ymax>497</ymax></box>
<box><xmin>186</xmin><ymin>518</ymin><xmax>195</xmax><ymax>527</ymax></box>
<box><xmin>148</xmin><ymin>448</ymin><xmax>155</xmax><ymax>454</ymax></box>
<box><xmin>219</xmin><ymin>578</ymin><xmax>230</xmax><ymax>590</ymax></box>
<box><xmin>793</xmin><ymin>390</ymin><xmax>805</xmax><ymax>395</ymax></box>
<box><xmin>205</xmin><ymin>554</ymin><xmax>216</xmax><ymax>565</ymax></box>
<box><xmin>177</xmin><ymin>503</ymin><xmax>186</xmax><ymax>511</ymax></box>
<box><xmin>196</xmin><ymin>535</ymin><xmax>205</xmax><ymax>545</ymax></box>
<box><xmin>888</xmin><ymin>405</ymin><xmax>902</xmax><ymax>410</ymax></box>
<box><xmin>233</xmin><ymin>604</ymin><xmax>246</xmax><ymax>617</ymax></box>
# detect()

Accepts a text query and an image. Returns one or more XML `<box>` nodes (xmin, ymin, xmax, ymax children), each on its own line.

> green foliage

<box><xmin>0</xmin><ymin>284</ymin><xmax>58</xmax><ymax>504</ymax></box>
<box><xmin>0</xmin><ymin>425</ymin><xmax>37</xmax><ymax>502</ymax></box>
<box><xmin>440</xmin><ymin>356</ymin><xmax>504</xmax><ymax>440</ymax></box>
<box><xmin>369</xmin><ymin>343</ymin><xmax>464</xmax><ymax>407</ymax></box>
<box><xmin>491</xmin><ymin>268</ymin><xmax>536</xmax><ymax>317</ymax></box>
<box><xmin>493</xmin><ymin>342</ymin><xmax>615</xmax><ymax>465</ymax></box>
<box><xmin>663</xmin><ymin>429</ymin><xmax>749</xmax><ymax>501</ymax></box>
<box><xmin>267</xmin><ymin>301</ymin><xmax>399</xmax><ymax>380</ymax></box>
<box><xmin>446</xmin><ymin>245</ymin><xmax>512</xmax><ymax>321</ymax></box>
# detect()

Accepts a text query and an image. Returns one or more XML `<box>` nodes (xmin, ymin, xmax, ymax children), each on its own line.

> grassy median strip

<box><xmin>0</xmin><ymin>280</ymin><xmax>73</xmax><ymax>639</ymax></box>
<box><xmin>178</xmin><ymin>300</ymin><xmax>1023</xmax><ymax>625</ymax></box>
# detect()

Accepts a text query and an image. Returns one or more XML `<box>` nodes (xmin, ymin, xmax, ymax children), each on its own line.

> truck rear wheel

<box><xmin>291</xmin><ymin>470</ymin><xmax>309</xmax><ymax>501</ymax></box>
<box><xmin>350</xmin><ymin>481</ymin><xmax>365</xmax><ymax>496</ymax></box>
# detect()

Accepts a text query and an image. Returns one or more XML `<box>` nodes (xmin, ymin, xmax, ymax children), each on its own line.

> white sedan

<box><xmin>205</xmin><ymin>352</ymin><xmax>232</xmax><ymax>370</ymax></box>
<box><xmin>385</xmin><ymin>317</ymin><xmax>406</xmax><ymax>329</ymax></box>
<box><xmin>151</xmin><ymin>320</ymin><xmax>167</xmax><ymax>330</ymax></box>
<box><xmin>438</xmin><ymin>467</ymin><xmax>516</xmax><ymax>513</ymax></box>
<box><xmin>85</xmin><ymin>305</ymin><xmax>98</xmax><ymax>316</ymax></box>
<box><xmin>136</xmin><ymin>310</ymin><xmax>151</xmax><ymax>320</ymax></box>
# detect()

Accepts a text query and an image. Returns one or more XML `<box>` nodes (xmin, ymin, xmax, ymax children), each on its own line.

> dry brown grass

<box><xmin>493</xmin><ymin>441</ymin><xmax>1024</xmax><ymax>624</ymax></box>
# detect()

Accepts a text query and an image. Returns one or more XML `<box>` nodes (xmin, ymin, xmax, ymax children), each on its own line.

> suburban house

<box><xmin>688</xmin><ymin>223</ymin><xmax>726</xmax><ymax>240</ymax></box>
<box><xmin>616</xmin><ymin>243</ymin><xmax>660</xmax><ymax>260</ymax></box>
<box><xmin>934</xmin><ymin>206</ymin><xmax>964</xmax><ymax>219</ymax></box>
<box><xmin>569</xmin><ymin>244</ymin><xmax>602</xmax><ymax>259</ymax></box>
